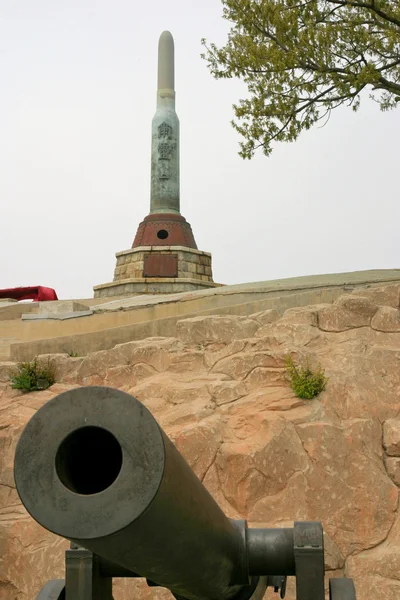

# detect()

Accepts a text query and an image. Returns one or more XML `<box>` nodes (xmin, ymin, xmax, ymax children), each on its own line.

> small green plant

<box><xmin>9</xmin><ymin>358</ymin><xmax>55</xmax><ymax>393</ymax></box>
<box><xmin>67</xmin><ymin>350</ymin><xmax>79</xmax><ymax>357</ymax></box>
<box><xmin>284</xmin><ymin>355</ymin><xmax>327</xmax><ymax>400</ymax></box>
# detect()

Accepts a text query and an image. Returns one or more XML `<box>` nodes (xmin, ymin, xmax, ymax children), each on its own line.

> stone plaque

<box><xmin>144</xmin><ymin>254</ymin><xmax>178</xmax><ymax>278</ymax></box>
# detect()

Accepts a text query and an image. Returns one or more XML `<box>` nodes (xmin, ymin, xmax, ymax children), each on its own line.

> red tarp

<box><xmin>0</xmin><ymin>286</ymin><xmax>58</xmax><ymax>302</ymax></box>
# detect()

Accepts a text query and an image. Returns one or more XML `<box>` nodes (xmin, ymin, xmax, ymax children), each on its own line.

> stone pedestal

<box><xmin>93</xmin><ymin>246</ymin><xmax>219</xmax><ymax>299</ymax></box>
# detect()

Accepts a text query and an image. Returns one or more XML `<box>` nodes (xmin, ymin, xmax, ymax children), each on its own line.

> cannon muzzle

<box><xmin>15</xmin><ymin>387</ymin><xmax>255</xmax><ymax>600</ymax></box>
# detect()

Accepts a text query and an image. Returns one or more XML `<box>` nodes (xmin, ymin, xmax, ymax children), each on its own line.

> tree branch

<box><xmin>326</xmin><ymin>0</ymin><xmax>400</xmax><ymax>28</ymax></box>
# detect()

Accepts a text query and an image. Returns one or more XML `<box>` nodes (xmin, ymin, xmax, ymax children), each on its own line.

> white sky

<box><xmin>1</xmin><ymin>1</ymin><xmax>399</xmax><ymax>299</ymax></box>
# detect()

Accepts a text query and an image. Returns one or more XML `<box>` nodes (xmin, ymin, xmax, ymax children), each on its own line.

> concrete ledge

<box><xmin>209</xmin><ymin>269</ymin><xmax>400</xmax><ymax>295</ymax></box>
<box><xmin>22</xmin><ymin>310</ymin><xmax>93</xmax><ymax>321</ymax></box>
<box><xmin>38</xmin><ymin>301</ymin><xmax>89</xmax><ymax>314</ymax></box>
<box><xmin>0</xmin><ymin>302</ymin><xmax>39</xmax><ymax>322</ymax></box>
<box><xmin>94</xmin><ymin>277</ymin><xmax>221</xmax><ymax>290</ymax></box>
<box><xmin>93</xmin><ymin>278</ymin><xmax>222</xmax><ymax>298</ymax></box>
<box><xmin>116</xmin><ymin>246</ymin><xmax>212</xmax><ymax>257</ymax></box>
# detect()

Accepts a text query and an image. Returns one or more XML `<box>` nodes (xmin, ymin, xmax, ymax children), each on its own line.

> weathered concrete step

<box><xmin>0</xmin><ymin>337</ymin><xmax>18</xmax><ymax>361</ymax></box>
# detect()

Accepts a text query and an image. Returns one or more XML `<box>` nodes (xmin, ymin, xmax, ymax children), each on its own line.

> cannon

<box><xmin>14</xmin><ymin>386</ymin><xmax>356</xmax><ymax>600</ymax></box>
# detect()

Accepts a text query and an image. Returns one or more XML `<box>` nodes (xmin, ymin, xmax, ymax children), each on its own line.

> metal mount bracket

<box><xmin>36</xmin><ymin>580</ymin><xmax>65</xmax><ymax>600</ymax></box>
<box><xmin>294</xmin><ymin>522</ymin><xmax>325</xmax><ymax>600</ymax></box>
<box><xmin>35</xmin><ymin>529</ymin><xmax>356</xmax><ymax>600</ymax></box>
<box><xmin>65</xmin><ymin>544</ymin><xmax>113</xmax><ymax>600</ymax></box>
<box><xmin>329</xmin><ymin>578</ymin><xmax>357</xmax><ymax>600</ymax></box>
<box><xmin>36</xmin><ymin>545</ymin><xmax>114</xmax><ymax>600</ymax></box>
<box><xmin>266</xmin><ymin>575</ymin><xmax>287</xmax><ymax>598</ymax></box>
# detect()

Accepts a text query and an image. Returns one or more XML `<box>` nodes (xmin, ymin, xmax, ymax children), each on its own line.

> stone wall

<box><xmin>1</xmin><ymin>283</ymin><xmax>400</xmax><ymax>599</ymax></box>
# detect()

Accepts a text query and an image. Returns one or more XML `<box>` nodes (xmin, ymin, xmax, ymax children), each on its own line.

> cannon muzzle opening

<box><xmin>55</xmin><ymin>426</ymin><xmax>123</xmax><ymax>495</ymax></box>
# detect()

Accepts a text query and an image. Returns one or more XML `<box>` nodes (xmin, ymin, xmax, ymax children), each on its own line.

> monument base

<box><xmin>93</xmin><ymin>245</ymin><xmax>220</xmax><ymax>298</ymax></box>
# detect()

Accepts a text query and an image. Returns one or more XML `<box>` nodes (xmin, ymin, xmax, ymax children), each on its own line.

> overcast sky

<box><xmin>1</xmin><ymin>1</ymin><xmax>399</xmax><ymax>299</ymax></box>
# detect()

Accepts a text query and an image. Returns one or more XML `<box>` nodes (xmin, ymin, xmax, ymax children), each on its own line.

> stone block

<box><xmin>177</xmin><ymin>315</ymin><xmax>259</xmax><ymax>344</ymax></box>
<box><xmin>335</xmin><ymin>295</ymin><xmax>378</xmax><ymax>318</ymax></box>
<box><xmin>181</xmin><ymin>251</ymin><xmax>195</xmax><ymax>262</ymax></box>
<box><xmin>132</xmin><ymin>251</ymin><xmax>144</xmax><ymax>260</ymax></box>
<box><xmin>352</xmin><ymin>284</ymin><xmax>400</xmax><ymax>308</ymax></box>
<box><xmin>281</xmin><ymin>305</ymin><xmax>323</xmax><ymax>326</ymax></box>
<box><xmin>125</xmin><ymin>283</ymin><xmax>146</xmax><ymax>294</ymax></box>
<box><xmin>199</xmin><ymin>255</ymin><xmax>209</xmax><ymax>266</ymax></box>
<box><xmin>250</xmin><ymin>309</ymin><xmax>280</xmax><ymax>325</ymax></box>
<box><xmin>38</xmin><ymin>301</ymin><xmax>89</xmax><ymax>314</ymax></box>
<box><xmin>385</xmin><ymin>457</ymin><xmax>400</xmax><ymax>485</ymax></box>
<box><xmin>318</xmin><ymin>305</ymin><xmax>370</xmax><ymax>331</ymax></box>
<box><xmin>371</xmin><ymin>306</ymin><xmax>400</xmax><ymax>332</ymax></box>
<box><xmin>383</xmin><ymin>419</ymin><xmax>400</xmax><ymax>456</ymax></box>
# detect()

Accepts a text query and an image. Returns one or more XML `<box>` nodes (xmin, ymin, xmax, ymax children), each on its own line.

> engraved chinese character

<box><xmin>159</xmin><ymin>161</ymin><xmax>170</xmax><ymax>180</ymax></box>
<box><xmin>158</xmin><ymin>122</ymin><xmax>172</xmax><ymax>139</ymax></box>
<box><xmin>159</xmin><ymin>143</ymin><xmax>173</xmax><ymax>159</ymax></box>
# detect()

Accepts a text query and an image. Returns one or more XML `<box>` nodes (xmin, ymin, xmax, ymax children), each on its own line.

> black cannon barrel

<box><xmin>14</xmin><ymin>387</ymin><xmax>259</xmax><ymax>600</ymax></box>
<box><xmin>247</xmin><ymin>529</ymin><xmax>295</xmax><ymax>576</ymax></box>
<box><xmin>98</xmin><ymin>529</ymin><xmax>296</xmax><ymax>578</ymax></box>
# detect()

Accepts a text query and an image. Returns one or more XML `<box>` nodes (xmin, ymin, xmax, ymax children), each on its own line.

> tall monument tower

<box><xmin>94</xmin><ymin>31</ymin><xmax>218</xmax><ymax>298</ymax></box>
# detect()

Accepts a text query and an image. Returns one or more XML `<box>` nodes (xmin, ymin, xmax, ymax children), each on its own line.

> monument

<box><xmin>94</xmin><ymin>32</ymin><xmax>219</xmax><ymax>298</ymax></box>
